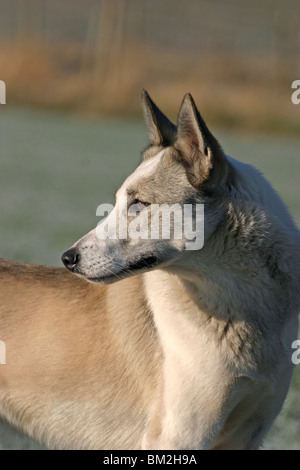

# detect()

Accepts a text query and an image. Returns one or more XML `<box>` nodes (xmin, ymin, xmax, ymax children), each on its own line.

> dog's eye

<box><xmin>128</xmin><ymin>200</ymin><xmax>150</xmax><ymax>215</ymax></box>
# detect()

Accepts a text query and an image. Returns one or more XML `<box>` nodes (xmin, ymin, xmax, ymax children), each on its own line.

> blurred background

<box><xmin>0</xmin><ymin>0</ymin><xmax>299</xmax><ymax>449</ymax></box>
<box><xmin>0</xmin><ymin>0</ymin><xmax>300</xmax><ymax>131</ymax></box>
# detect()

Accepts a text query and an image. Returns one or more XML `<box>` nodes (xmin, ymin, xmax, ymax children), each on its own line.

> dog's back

<box><xmin>0</xmin><ymin>259</ymin><xmax>160</xmax><ymax>449</ymax></box>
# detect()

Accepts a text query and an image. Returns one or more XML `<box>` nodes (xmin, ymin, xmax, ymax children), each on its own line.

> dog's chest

<box><xmin>144</xmin><ymin>271</ymin><xmax>223</xmax><ymax>377</ymax></box>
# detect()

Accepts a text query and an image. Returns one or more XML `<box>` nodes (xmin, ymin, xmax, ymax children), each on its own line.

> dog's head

<box><xmin>62</xmin><ymin>91</ymin><xmax>232</xmax><ymax>284</ymax></box>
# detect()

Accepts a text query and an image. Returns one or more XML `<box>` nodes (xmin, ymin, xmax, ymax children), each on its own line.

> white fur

<box><xmin>119</xmin><ymin>149</ymin><xmax>167</xmax><ymax>195</ymax></box>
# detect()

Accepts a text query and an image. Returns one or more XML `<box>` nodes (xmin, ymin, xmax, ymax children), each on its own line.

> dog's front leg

<box><xmin>141</xmin><ymin>364</ymin><xmax>251</xmax><ymax>450</ymax></box>
<box><xmin>141</xmin><ymin>367</ymin><xmax>226</xmax><ymax>450</ymax></box>
<box><xmin>141</xmin><ymin>379</ymin><xmax>183</xmax><ymax>450</ymax></box>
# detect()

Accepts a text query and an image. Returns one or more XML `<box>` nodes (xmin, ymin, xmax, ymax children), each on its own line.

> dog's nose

<box><xmin>61</xmin><ymin>248</ymin><xmax>80</xmax><ymax>270</ymax></box>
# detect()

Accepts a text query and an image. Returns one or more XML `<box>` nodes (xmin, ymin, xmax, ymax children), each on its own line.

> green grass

<box><xmin>0</xmin><ymin>106</ymin><xmax>299</xmax><ymax>449</ymax></box>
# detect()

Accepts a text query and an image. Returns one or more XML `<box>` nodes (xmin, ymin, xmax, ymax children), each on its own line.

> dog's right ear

<box><xmin>141</xmin><ymin>89</ymin><xmax>176</xmax><ymax>146</ymax></box>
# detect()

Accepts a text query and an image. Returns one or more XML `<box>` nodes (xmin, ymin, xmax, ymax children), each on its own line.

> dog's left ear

<box><xmin>175</xmin><ymin>93</ymin><xmax>228</xmax><ymax>188</ymax></box>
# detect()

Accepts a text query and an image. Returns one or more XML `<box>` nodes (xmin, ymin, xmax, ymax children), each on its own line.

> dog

<box><xmin>0</xmin><ymin>90</ymin><xmax>299</xmax><ymax>450</ymax></box>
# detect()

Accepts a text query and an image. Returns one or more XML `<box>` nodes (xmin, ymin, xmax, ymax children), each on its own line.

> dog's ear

<box><xmin>141</xmin><ymin>89</ymin><xmax>177</xmax><ymax>146</ymax></box>
<box><xmin>175</xmin><ymin>93</ymin><xmax>228</xmax><ymax>188</ymax></box>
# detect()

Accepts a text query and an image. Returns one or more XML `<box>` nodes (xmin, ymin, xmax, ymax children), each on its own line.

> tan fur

<box><xmin>0</xmin><ymin>259</ymin><xmax>160</xmax><ymax>449</ymax></box>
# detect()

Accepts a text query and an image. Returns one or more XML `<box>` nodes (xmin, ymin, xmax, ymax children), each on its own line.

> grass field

<box><xmin>0</xmin><ymin>106</ymin><xmax>299</xmax><ymax>449</ymax></box>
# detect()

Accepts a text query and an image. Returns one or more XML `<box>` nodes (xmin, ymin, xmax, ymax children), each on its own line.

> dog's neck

<box><xmin>144</xmin><ymin>265</ymin><xmax>238</xmax><ymax>332</ymax></box>
<box><xmin>143</xmin><ymin>268</ymin><xmax>229</xmax><ymax>362</ymax></box>
<box><xmin>143</xmin><ymin>258</ymin><xmax>273</xmax><ymax>399</ymax></box>
<box><xmin>142</xmin><ymin>267</ymin><xmax>251</xmax><ymax>449</ymax></box>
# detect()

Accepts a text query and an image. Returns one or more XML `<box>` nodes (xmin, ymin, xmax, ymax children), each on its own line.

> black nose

<box><xmin>61</xmin><ymin>248</ymin><xmax>80</xmax><ymax>270</ymax></box>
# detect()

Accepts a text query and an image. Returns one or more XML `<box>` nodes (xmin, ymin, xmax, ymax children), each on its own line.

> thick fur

<box><xmin>0</xmin><ymin>92</ymin><xmax>299</xmax><ymax>449</ymax></box>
